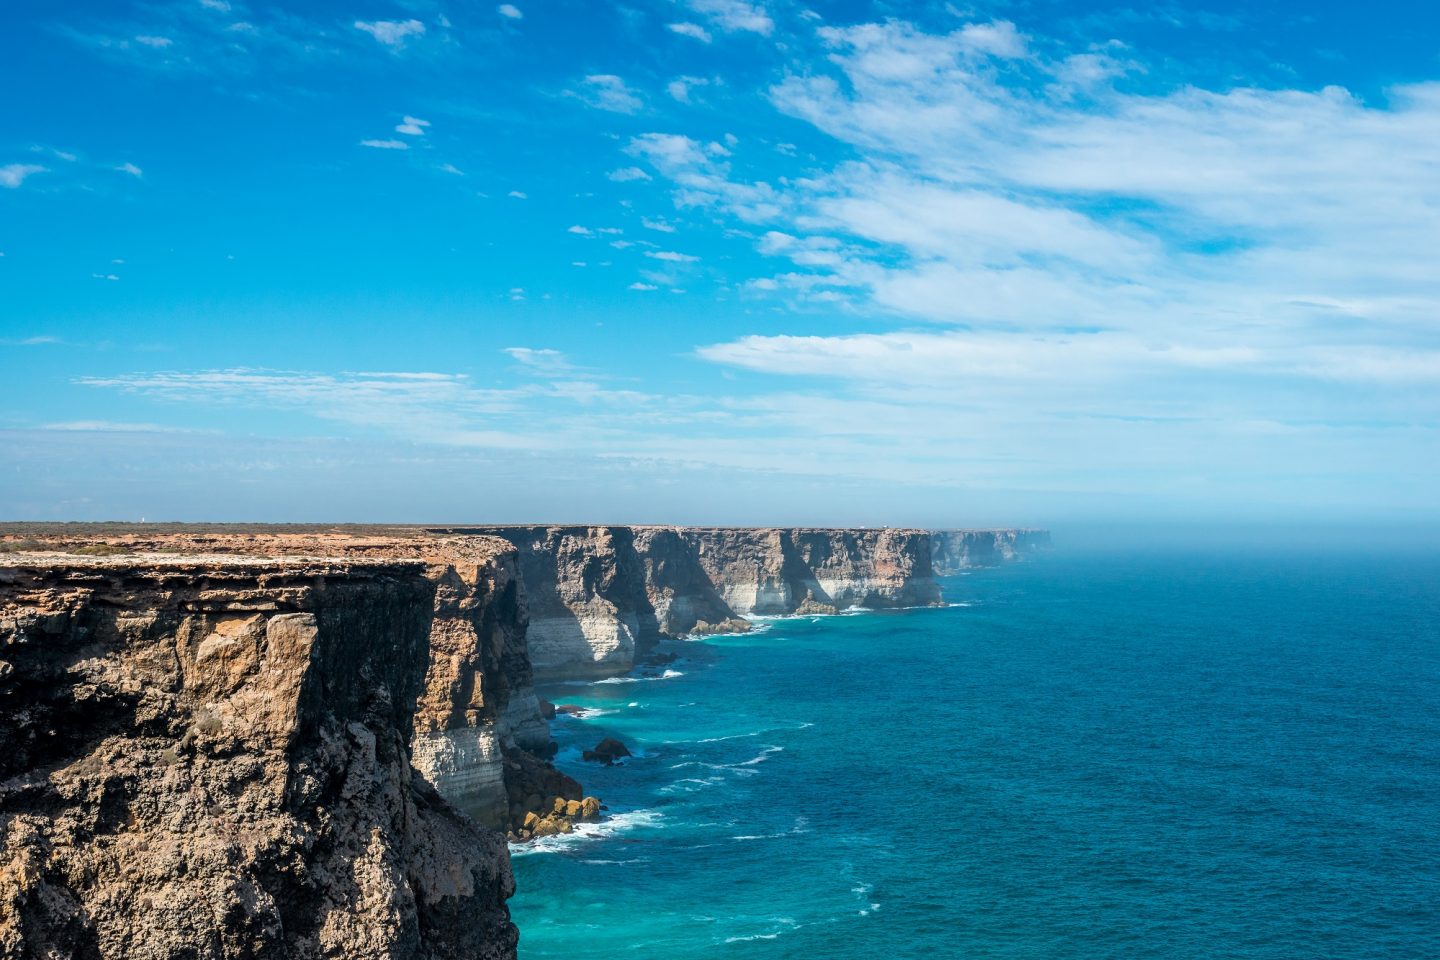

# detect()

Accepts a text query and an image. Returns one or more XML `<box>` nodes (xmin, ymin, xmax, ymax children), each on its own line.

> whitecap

<box><xmin>508</xmin><ymin>808</ymin><xmax>663</xmax><ymax>857</ymax></box>
<box><xmin>679</xmin><ymin>722</ymin><xmax>809</xmax><ymax>745</ymax></box>
<box><xmin>590</xmin><ymin>668</ymin><xmax>684</xmax><ymax>685</ymax></box>
<box><xmin>738</xmin><ymin>746</ymin><xmax>783</xmax><ymax>765</ymax></box>
<box><xmin>719</xmin><ymin>918</ymin><xmax>799</xmax><ymax>944</ymax></box>
<box><xmin>580</xmin><ymin>857</ymin><xmax>650</xmax><ymax>865</ymax></box>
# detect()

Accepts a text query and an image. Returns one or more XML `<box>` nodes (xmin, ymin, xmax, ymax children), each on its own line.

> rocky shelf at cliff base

<box><xmin>0</xmin><ymin>523</ymin><xmax>1045</xmax><ymax>959</ymax></box>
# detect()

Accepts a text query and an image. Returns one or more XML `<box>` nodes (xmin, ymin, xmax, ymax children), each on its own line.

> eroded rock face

<box><xmin>929</xmin><ymin>529</ymin><xmax>1051</xmax><ymax>574</ymax></box>
<box><xmin>0</xmin><ymin>557</ymin><xmax>517</xmax><ymax>960</ymax></box>
<box><xmin>684</xmin><ymin>527</ymin><xmax>941</xmax><ymax>615</ymax></box>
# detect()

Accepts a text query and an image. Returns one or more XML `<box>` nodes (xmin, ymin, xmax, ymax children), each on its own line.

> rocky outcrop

<box><xmin>0</xmin><ymin>555</ymin><xmax>516</xmax><ymax>959</ymax></box>
<box><xmin>930</xmin><ymin>529</ymin><xmax>1051</xmax><ymax>574</ymax></box>
<box><xmin>443</xmin><ymin>526</ymin><xmax>944</xmax><ymax>679</ymax></box>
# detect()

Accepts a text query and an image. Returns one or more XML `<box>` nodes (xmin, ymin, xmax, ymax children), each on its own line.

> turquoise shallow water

<box><xmin>510</xmin><ymin>546</ymin><xmax>1440</xmax><ymax>958</ymax></box>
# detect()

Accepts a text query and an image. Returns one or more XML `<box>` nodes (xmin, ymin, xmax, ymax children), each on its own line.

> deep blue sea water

<box><xmin>510</xmin><ymin>546</ymin><xmax>1440</xmax><ymax>959</ymax></box>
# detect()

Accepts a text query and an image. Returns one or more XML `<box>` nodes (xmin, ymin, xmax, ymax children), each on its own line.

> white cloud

<box><xmin>0</xmin><ymin>164</ymin><xmax>46</xmax><ymax>188</ymax></box>
<box><xmin>608</xmin><ymin>166</ymin><xmax>652</xmax><ymax>182</ymax></box>
<box><xmin>687</xmin><ymin>0</ymin><xmax>772</xmax><ymax>36</ymax></box>
<box><xmin>498</xmin><ymin>4</ymin><xmax>523</xmax><ymax>19</ymax></box>
<box><xmin>577</xmin><ymin>74</ymin><xmax>643</xmax><ymax>114</ymax></box>
<box><xmin>625</xmin><ymin>132</ymin><xmax>784</xmax><ymax>221</ymax></box>
<box><xmin>567</xmin><ymin>225</ymin><xmax>594</xmax><ymax>236</ymax></box>
<box><xmin>134</xmin><ymin>35</ymin><xmax>173</xmax><ymax>48</ymax></box>
<box><xmin>355</xmin><ymin>19</ymin><xmax>425</xmax><ymax>48</ymax></box>
<box><xmin>646</xmin><ymin>250</ymin><xmax>699</xmax><ymax>262</ymax></box>
<box><xmin>115</xmin><ymin>162</ymin><xmax>143</xmax><ymax>178</ymax></box>
<box><xmin>605</xmin><ymin>16</ymin><xmax>1440</xmax><ymax>509</ymax></box>
<box><xmin>698</xmin><ymin>330</ymin><xmax>1440</xmax><ymax>388</ymax></box>
<box><xmin>42</xmin><ymin>420</ymin><xmax>204</xmax><ymax>434</ymax></box>
<box><xmin>667</xmin><ymin>75</ymin><xmax>709</xmax><ymax>104</ymax></box>
<box><xmin>504</xmin><ymin>347</ymin><xmax>573</xmax><ymax>375</ymax></box>
<box><xmin>628</xmin><ymin>282</ymin><xmax>659</xmax><ymax>290</ymax></box>
<box><xmin>508</xmin><ymin>190</ymin><xmax>528</xmax><ymax>198</ymax></box>
<box><xmin>642</xmin><ymin>217</ymin><xmax>676</xmax><ymax>233</ymax></box>
<box><xmin>199</xmin><ymin>0</ymin><xmax>231</xmax><ymax>10</ymax></box>
<box><xmin>91</xmin><ymin>273</ymin><xmax>120</xmax><ymax>281</ymax></box>
<box><xmin>957</xmin><ymin>20</ymin><xmax>1027</xmax><ymax>59</ymax></box>
<box><xmin>439</xmin><ymin>163</ymin><xmax>464</xmax><ymax>175</ymax></box>
<box><xmin>667</xmin><ymin>22</ymin><xmax>712</xmax><ymax>43</ymax></box>
<box><xmin>360</xmin><ymin>139</ymin><xmax>409</xmax><ymax>150</ymax></box>
<box><xmin>395</xmin><ymin>115</ymin><xmax>430</xmax><ymax>135</ymax></box>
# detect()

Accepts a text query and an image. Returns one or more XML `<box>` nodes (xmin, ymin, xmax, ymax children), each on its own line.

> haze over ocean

<box><xmin>511</xmin><ymin>543</ymin><xmax>1440</xmax><ymax>958</ymax></box>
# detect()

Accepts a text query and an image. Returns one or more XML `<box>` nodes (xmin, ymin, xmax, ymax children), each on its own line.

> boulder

<box><xmin>582</xmin><ymin>737</ymin><xmax>632</xmax><ymax>765</ymax></box>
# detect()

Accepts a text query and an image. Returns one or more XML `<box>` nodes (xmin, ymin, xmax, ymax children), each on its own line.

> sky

<box><xmin>2</xmin><ymin>0</ymin><xmax>1438</xmax><ymax>526</ymax></box>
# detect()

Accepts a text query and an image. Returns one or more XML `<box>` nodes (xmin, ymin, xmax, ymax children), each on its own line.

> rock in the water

<box><xmin>582</xmin><ymin>737</ymin><xmax>633</xmax><ymax>765</ymax></box>
<box><xmin>794</xmin><ymin>596</ymin><xmax>839</xmax><ymax>616</ymax></box>
<box><xmin>688</xmin><ymin>617</ymin><xmax>753</xmax><ymax>636</ymax></box>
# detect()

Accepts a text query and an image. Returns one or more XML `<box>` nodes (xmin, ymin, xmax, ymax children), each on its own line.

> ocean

<box><xmin>509</xmin><ymin>543</ymin><xmax>1440</xmax><ymax>958</ymax></box>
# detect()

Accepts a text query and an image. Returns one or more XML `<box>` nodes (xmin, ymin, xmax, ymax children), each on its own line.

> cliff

<box><xmin>0</xmin><ymin>555</ymin><xmax>517</xmax><ymax>959</ymax></box>
<box><xmin>0</xmin><ymin>530</ymin><xmax>580</xmax><ymax>838</ymax></box>
<box><xmin>930</xmin><ymin>529</ymin><xmax>1051</xmax><ymax>574</ymax></box>
<box><xmin>439</xmin><ymin>526</ymin><xmax>942</xmax><ymax>679</ymax></box>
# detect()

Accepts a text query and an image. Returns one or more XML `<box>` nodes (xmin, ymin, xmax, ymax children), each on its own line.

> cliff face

<box><xmin>683</xmin><ymin>527</ymin><xmax>940</xmax><ymax>616</ymax></box>
<box><xmin>0</xmin><ymin>556</ymin><xmax>516</xmax><ymax>959</ymax></box>
<box><xmin>443</xmin><ymin>527</ymin><xmax>652</xmax><ymax>682</ymax></box>
<box><xmin>0</xmin><ymin>531</ymin><xmax>569</xmax><ymax>837</ymax></box>
<box><xmin>930</xmin><ymin>529</ymin><xmax>1051</xmax><ymax>574</ymax></box>
<box><xmin>444</xmin><ymin>526</ymin><xmax>942</xmax><ymax>680</ymax></box>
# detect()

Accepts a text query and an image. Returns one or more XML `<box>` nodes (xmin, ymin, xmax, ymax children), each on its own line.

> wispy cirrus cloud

<box><xmin>1</xmin><ymin>164</ymin><xmax>46</xmax><ymax>188</ymax></box>
<box><xmin>74</xmin><ymin>368</ymin><xmax>664</xmax><ymax>450</ymax></box>
<box><xmin>504</xmin><ymin>347</ymin><xmax>576</xmax><ymax>376</ymax></box>
<box><xmin>667</xmin><ymin>22</ymin><xmax>712</xmax><ymax>43</ymax></box>
<box><xmin>355</xmin><ymin>18</ymin><xmax>425</xmax><ymax>48</ymax></box>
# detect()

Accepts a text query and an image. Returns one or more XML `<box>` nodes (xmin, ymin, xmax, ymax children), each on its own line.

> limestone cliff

<box><xmin>0</xmin><ymin>555</ymin><xmax>516</xmax><ymax>959</ymax></box>
<box><xmin>683</xmin><ymin>527</ymin><xmax>940</xmax><ymax>616</ymax></box>
<box><xmin>930</xmin><ymin>529</ymin><xmax>1051</xmax><ymax>574</ymax></box>
<box><xmin>0</xmin><ymin>530</ymin><xmax>574</xmax><ymax>838</ymax></box>
<box><xmin>443</xmin><ymin>526</ymin><xmax>942</xmax><ymax>679</ymax></box>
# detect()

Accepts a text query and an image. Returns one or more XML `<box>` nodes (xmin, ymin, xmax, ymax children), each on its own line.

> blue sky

<box><xmin>2</xmin><ymin>0</ymin><xmax>1438</xmax><ymax>525</ymax></box>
